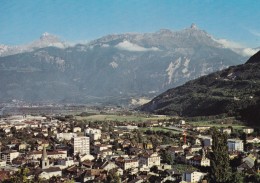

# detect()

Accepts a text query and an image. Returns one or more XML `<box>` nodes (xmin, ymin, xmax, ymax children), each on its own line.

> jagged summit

<box><xmin>41</xmin><ymin>32</ymin><xmax>51</xmax><ymax>37</ymax></box>
<box><xmin>40</xmin><ymin>32</ymin><xmax>59</xmax><ymax>41</ymax></box>
<box><xmin>157</xmin><ymin>29</ymin><xmax>173</xmax><ymax>34</ymax></box>
<box><xmin>190</xmin><ymin>23</ymin><xmax>198</xmax><ymax>29</ymax></box>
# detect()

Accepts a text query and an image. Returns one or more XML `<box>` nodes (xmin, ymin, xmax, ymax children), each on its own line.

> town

<box><xmin>0</xmin><ymin>111</ymin><xmax>259</xmax><ymax>183</ymax></box>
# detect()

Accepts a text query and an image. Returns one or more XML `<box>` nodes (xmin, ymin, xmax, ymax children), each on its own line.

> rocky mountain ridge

<box><xmin>140</xmin><ymin>51</ymin><xmax>260</xmax><ymax>124</ymax></box>
<box><xmin>0</xmin><ymin>25</ymin><xmax>253</xmax><ymax>105</ymax></box>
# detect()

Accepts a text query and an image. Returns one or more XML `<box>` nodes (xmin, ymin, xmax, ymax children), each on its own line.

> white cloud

<box><xmin>115</xmin><ymin>40</ymin><xmax>159</xmax><ymax>52</ymax></box>
<box><xmin>240</xmin><ymin>48</ymin><xmax>259</xmax><ymax>56</ymax></box>
<box><xmin>213</xmin><ymin>38</ymin><xmax>259</xmax><ymax>57</ymax></box>
<box><xmin>214</xmin><ymin>38</ymin><xmax>243</xmax><ymax>49</ymax></box>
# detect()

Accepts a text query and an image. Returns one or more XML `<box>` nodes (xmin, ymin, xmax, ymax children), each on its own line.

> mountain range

<box><xmin>140</xmin><ymin>51</ymin><xmax>260</xmax><ymax>124</ymax></box>
<box><xmin>0</xmin><ymin>24</ymin><xmax>257</xmax><ymax>105</ymax></box>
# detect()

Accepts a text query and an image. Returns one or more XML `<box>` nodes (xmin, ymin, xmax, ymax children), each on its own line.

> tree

<box><xmin>10</xmin><ymin>168</ymin><xmax>31</xmax><ymax>183</ymax></box>
<box><xmin>161</xmin><ymin>150</ymin><xmax>174</xmax><ymax>165</ymax></box>
<box><xmin>106</xmin><ymin>171</ymin><xmax>120</xmax><ymax>183</ymax></box>
<box><xmin>209</xmin><ymin>127</ymin><xmax>232</xmax><ymax>183</ymax></box>
<box><xmin>230</xmin><ymin>172</ymin><xmax>244</xmax><ymax>183</ymax></box>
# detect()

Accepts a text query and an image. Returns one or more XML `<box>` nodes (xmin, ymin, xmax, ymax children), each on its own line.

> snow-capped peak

<box><xmin>41</xmin><ymin>32</ymin><xmax>51</xmax><ymax>37</ymax></box>
<box><xmin>0</xmin><ymin>33</ymin><xmax>68</xmax><ymax>57</ymax></box>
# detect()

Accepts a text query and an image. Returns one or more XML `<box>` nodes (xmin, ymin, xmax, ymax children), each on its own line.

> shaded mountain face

<box><xmin>140</xmin><ymin>51</ymin><xmax>260</xmax><ymax>124</ymax></box>
<box><xmin>0</xmin><ymin>26</ymin><xmax>247</xmax><ymax>104</ymax></box>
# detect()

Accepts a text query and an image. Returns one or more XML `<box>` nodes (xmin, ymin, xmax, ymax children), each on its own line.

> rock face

<box><xmin>0</xmin><ymin>26</ymin><xmax>247</xmax><ymax>104</ymax></box>
<box><xmin>140</xmin><ymin>51</ymin><xmax>260</xmax><ymax>123</ymax></box>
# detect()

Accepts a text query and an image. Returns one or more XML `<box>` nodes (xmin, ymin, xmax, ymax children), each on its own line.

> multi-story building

<box><xmin>183</xmin><ymin>171</ymin><xmax>205</xmax><ymax>183</ymax></box>
<box><xmin>1</xmin><ymin>150</ymin><xmax>19</xmax><ymax>164</ymax></box>
<box><xmin>56</xmin><ymin>133</ymin><xmax>77</xmax><ymax>141</ymax></box>
<box><xmin>139</xmin><ymin>152</ymin><xmax>160</xmax><ymax>168</ymax></box>
<box><xmin>243</xmin><ymin>128</ymin><xmax>254</xmax><ymax>134</ymax></box>
<box><xmin>228</xmin><ymin>139</ymin><xmax>244</xmax><ymax>152</ymax></box>
<box><xmin>84</xmin><ymin>128</ymin><xmax>101</xmax><ymax>141</ymax></box>
<box><xmin>203</xmin><ymin>138</ymin><xmax>212</xmax><ymax>147</ymax></box>
<box><xmin>28</xmin><ymin>150</ymin><xmax>67</xmax><ymax>160</ymax></box>
<box><xmin>73</xmin><ymin>136</ymin><xmax>90</xmax><ymax>155</ymax></box>
<box><xmin>115</xmin><ymin>157</ymin><xmax>139</xmax><ymax>170</ymax></box>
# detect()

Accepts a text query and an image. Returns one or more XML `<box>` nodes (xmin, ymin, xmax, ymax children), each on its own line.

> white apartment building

<box><xmin>28</xmin><ymin>150</ymin><xmax>67</xmax><ymax>160</ymax></box>
<box><xmin>84</xmin><ymin>128</ymin><xmax>101</xmax><ymax>141</ymax></box>
<box><xmin>0</xmin><ymin>160</ymin><xmax>7</xmax><ymax>167</ymax></box>
<box><xmin>183</xmin><ymin>171</ymin><xmax>205</xmax><ymax>183</ymax></box>
<box><xmin>1</xmin><ymin>150</ymin><xmax>19</xmax><ymax>163</ymax></box>
<box><xmin>115</xmin><ymin>157</ymin><xmax>139</xmax><ymax>170</ymax></box>
<box><xmin>243</xmin><ymin>128</ymin><xmax>254</xmax><ymax>134</ymax></box>
<box><xmin>228</xmin><ymin>139</ymin><xmax>244</xmax><ymax>152</ymax></box>
<box><xmin>139</xmin><ymin>152</ymin><xmax>161</xmax><ymax>168</ymax></box>
<box><xmin>73</xmin><ymin>136</ymin><xmax>90</xmax><ymax>155</ymax></box>
<box><xmin>56</xmin><ymin>133</ymin><xmax>77</xmax><ymax>141</ymax></box>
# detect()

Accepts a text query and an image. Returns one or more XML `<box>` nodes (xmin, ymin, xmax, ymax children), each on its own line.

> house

<box><xmin>56</xmin><ymin>133</ymin><xmax>77</xmax><ymax>141</ymax></box>
<box><xmin>188</xmin><ymin>154</ymin><xmax>210</xmax><ymax>167</ymax></box>
<box><xmin>1</xmin><ymin>150</ymin><xmax>19</xmax><ymax>163</ymax></box>
<box><xmin>228</xmin><ymin>139</ymin><xmax>244</xmax><ymax>152</ymax></box>
<box><xmin>115</xmin><ymin>157</ymin><xmax>139</xmax><ymax>170</ymax></box>
<box><xmin>18</xmin><ymin>143</ymin><xmax>28</xmax><ymax>151</ymax></box>
<box><xmin>182</xmin><ymin>171</ymin><xmax>205</xmax><ymax>183</ymax></box>
<box><xmin>237</xmin><ymin>155</ymin><xmax>255</xmax><ymax>173</ymax></box>
<box><xmin>73</xmin><ymin>127</ymin><xmax>81</xmax><ymax>133</ymax></box>
<box><xmin>193</xmin><ymin>126</ymin><xmax>210</xmax><ymax>132</ymax></box>
<box><xmin>93</xmin><ymin>144</ymin><xmax>112</xmax><ymax>155</ymax></box>
<box><xmin>79</xmin><ymin>154</ymin><xmax>95</xmax><ymax>162</ymax></box>
<box><xmin>167</xmin><ymin>146</ymin><xmax>184</xmax><ymax>160</ymax></box>
<box><xmin>221</xmin><ymin>128</ymin><xmax>232</xmax><ymax>135</ymax></box>
<box><xmin>144</xmin><ymin>142</ymin><xmax>153</xmax><ymax>150</ymax></box>
<box><xmin>100</xmin><ymin>161</ymin><xmax>118</xmax><ymax>171</ymax></box>
<box><xmin>194</xmin><ymin>138</ymin><xmax>201</xmax><ymax>145</ymax></box>
<box><xmin>0</xmin><ymin>160</ymin><xmax>7</xmax><ymax>167</ymax></box>
<box><xmin>203</xmin><ymin>137</ymin><xmax>212</xmax><ymax>147</ymax></box>
<box><xmin>28</xmin><ymin>150</ymin><xmax>67</xmax><ymax>160</ymax></box>
<box><xmin>246</xmin><ymin>136</ymin><xmax>260</xmax><ymax>144</ymax></box>
<box><xmin>84</xmin><ymin>128</ymin><xmax>101</xmax><ymax>141</ymax></box>
<box><xmin>243</xmin><ymin>128</ymin><xmax>254</xmax><ymax>134</ymax></box>
<box><xmin>56</xmin><ymin>158</ymin><xmax>75</xmax><ymax>169</ymax></box>
<box><xmin>190</xmin><ymin>145</ymin><xmax>202</xmax><ymax>153</ymax></box>
<box><xmin>139</xmin><ymin>152</ymin><xmax>160</xmax><ymax>168</ymax></box>
<box><xmin>179</xmin><ymin>120</ymin><xmax>186</xmax><ymax>126</ymax></box>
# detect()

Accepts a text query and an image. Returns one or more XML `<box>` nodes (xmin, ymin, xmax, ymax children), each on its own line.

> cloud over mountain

<box><xmin>115</xmin><ymin>40</ymin><xmax>160</xmax><ymax>52</ymax></box>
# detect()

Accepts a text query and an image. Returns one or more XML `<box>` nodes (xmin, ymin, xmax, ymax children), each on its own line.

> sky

<box><xmin>0</xmin><ymin>0</ymin><xmax>260</xmax><ymax>47</ymax></box>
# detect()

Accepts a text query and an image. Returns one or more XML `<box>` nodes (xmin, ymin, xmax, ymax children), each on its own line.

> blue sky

<box><xmin>0</xmin><ymin>0</ymin><xmax>260</xmax><ymax>47</ymax></box>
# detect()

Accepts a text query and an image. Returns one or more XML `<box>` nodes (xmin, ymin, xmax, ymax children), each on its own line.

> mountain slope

<box><xmin>0</xmin><ymin>25</ymin><xmax>249</xmax><ymax>104</ymax></box>
<box><xmin>140</xmin><ymin>51</ymin><xmax>260</xmax><ymax>123</ymax></box>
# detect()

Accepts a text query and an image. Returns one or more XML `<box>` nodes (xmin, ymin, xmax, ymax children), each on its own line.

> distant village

<box><xmin>0</xmin><ymin>114</ymin><xmax>259</xmax><ymax>183</ymax></box>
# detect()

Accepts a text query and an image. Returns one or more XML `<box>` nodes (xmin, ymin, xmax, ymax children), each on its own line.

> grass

<box><xmin>186</xmin><ymin>117</ymin><xmax>247</xmax><ymax>129</ymax></box>
<box><xmin>75</xmin><ymin>114</ymin><xmax>170</xmax><ymax>122</ymax></box>
<box><xmin>139</xmin><ymin>127</ymin><xmax>181</xmax><ymax>134</ymax></box>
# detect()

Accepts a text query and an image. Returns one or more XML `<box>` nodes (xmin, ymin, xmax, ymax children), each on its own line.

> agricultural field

<box><xmin>139</xmin><ymin>127</ymin><xmax>181</xmax><ymax>134</ymax></box>
<box><xmin>186</xmin><ymin>117</ymin><xmax>247</xmax><ymax>129</ymax></box>
<box><xmin>75</xmin><ymin>114</ymin><xmax>170</xmax><ymax>123</ymax></box>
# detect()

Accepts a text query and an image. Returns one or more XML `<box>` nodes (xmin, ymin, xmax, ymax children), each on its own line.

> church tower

<box><xmin>41</xmin><ymin>146</ymin><xmax>49</xmax><ymax>169</ymax></box>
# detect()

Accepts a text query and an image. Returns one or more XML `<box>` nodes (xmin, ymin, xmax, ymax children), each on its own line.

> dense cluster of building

<box><xmin>0</xmin><ymin>115</ymin><xmax>259</xmax><ymax>182</ymax></box>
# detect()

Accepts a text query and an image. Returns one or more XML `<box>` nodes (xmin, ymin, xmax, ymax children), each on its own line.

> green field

<box><xmin>139</xmin><ymin>127</ymin><xmax>181</xmax><ymax>134</ymax></box>
<box><xmin>75</xmin><ymin>114</ymin><xmax>170</xmax><ymax>122</ymax></box>
<box><xmin>187</xmin><ymin>118</ymin><xmax>246</xmax><ymax>129</ymax></box>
